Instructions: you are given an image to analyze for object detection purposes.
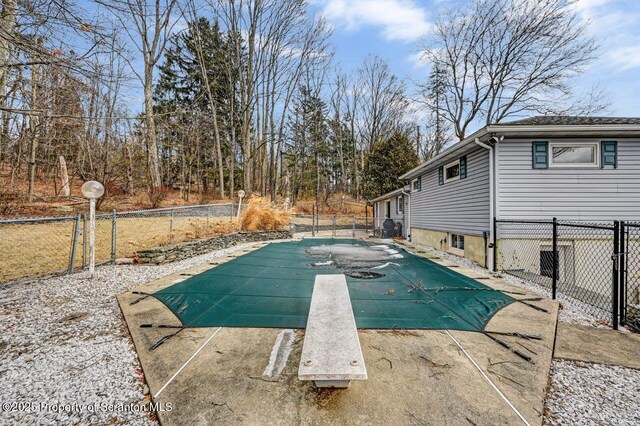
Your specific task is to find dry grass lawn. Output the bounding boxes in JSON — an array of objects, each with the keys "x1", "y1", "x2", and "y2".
[{"x1": 0, "y1": 216, "x2": 236, "y2": 284}]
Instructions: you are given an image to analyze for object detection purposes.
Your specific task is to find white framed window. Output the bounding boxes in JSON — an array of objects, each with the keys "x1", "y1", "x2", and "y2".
[
  {"x1": 444, "y1": 159, "x2": 461, "y2": 183},
  {"x1": 412, "y1": 178, "x2": 419, "y2": 191},
  {"x1": 449, "y1": 233, "x2": 464, "y2": 253},
  {"x1": 549, "y1": 142, "x2": 599, "y2": 168},
  {"x1": 397, "y1": 195, "x2": 403, "y2": 213}
]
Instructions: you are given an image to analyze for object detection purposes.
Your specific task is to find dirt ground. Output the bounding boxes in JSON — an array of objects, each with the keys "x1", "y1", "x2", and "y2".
[
  {"x1": 118, "y1": 239, "x2": 560, "y2": 425},
  {"x1": 0, "y1": 170, "x2": 238, "y2": 219}
]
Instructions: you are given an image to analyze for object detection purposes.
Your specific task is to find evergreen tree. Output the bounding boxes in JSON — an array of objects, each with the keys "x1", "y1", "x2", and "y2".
[
  {"x1": 285, "y1": 85, "x2": 328, "y2": 204},
  {"x1": 153, "y1": 18, "x2": 236, "y2": 192},
  {"x1": 423, "y1": 63, "x2": 451, "y2": 160},
  {"x1": 327, "y1": 116, "x2": 356, "y2": 193},
  {"x1": 362, "y1": 133, "x2": 419, "y2": 200}
]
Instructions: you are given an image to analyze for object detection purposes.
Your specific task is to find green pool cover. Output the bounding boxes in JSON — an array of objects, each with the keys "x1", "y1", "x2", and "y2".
[{"x1": 153, "y1": 238, "x2": 514, "y2": 331}]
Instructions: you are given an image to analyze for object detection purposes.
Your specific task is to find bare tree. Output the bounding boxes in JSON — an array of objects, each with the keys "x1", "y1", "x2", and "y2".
[
  {"x1": 0, "y1": 0, "x2": 17, "y2": 97},
  {"x1": 353, "y1": 55, "x2": 408, "y2": 196},
  {"x1": 181, "y1": 0, "x2": 226, "y2": 198},
  {"x1": 356, "y1": 55, "x2": 408, "y2": 150},
  {"x1": 105, "y1": 0, "x2": 179, "y2": 189},
  {"x1": 422, "y1": 0, "x2": 606, "y2": 140}
]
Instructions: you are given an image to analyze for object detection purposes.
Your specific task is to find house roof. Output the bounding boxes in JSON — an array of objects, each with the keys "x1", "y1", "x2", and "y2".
[
  {"x1": 399, "y1": 116, "x2": 640, "y2": 180},
  {"x1": 369, "y1": 186, "x2": 408, "y2": 203},
  {"x1": 503, "y1": 116, "x2": 640, "y2": 126}
]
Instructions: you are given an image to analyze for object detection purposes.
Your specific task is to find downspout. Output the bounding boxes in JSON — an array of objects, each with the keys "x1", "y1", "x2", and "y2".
[
  {"x1": 474, "y1": 137, "x2": 498, "y2": 270},
  {"x1": 401, "y1": 189, "x2": 411, "y2": 241}
]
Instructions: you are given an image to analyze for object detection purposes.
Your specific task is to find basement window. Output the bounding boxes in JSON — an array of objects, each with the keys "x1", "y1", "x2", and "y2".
[
  {"x1": 550, "y1": 142, "x2": 599, "y2": 167},
  {"x1": 450, "y1": 233, "x2": 465, "y2": 254},
  {"x1": 444, "y1": 159, "x2": 461, "y2": 183}
]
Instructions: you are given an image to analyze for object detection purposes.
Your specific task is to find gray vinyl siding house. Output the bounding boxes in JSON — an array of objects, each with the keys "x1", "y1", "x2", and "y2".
[
  {"x1": 400, "y1": 116, "x2": 640, "y2": 269},
  {"x1": 370, "y1": 188, "x2": 409, "y2": 238},
  {"x1": 411, "y1": 144, "x2": 490, "y2": 236},
  {"x1": 497, "y1": 138, "x2": 640, "y2": 221}
]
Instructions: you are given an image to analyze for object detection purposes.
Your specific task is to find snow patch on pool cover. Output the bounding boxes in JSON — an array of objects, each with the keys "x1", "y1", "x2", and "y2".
[{"x1": 306, "y1": 244, "x2": 404, "y2": 269}]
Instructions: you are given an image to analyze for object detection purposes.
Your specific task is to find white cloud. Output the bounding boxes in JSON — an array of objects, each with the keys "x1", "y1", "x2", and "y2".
[
  {"x1": 606, "y1": 46, "x2": 640, "y2": 71},
  {"x1": 316, "y1": 0, "x2": 431, "y2": 42},
  {"x1": 569, "y1": 0, "x2": 640, "y2": 71},
  {"x1": 406, "y1": 51, "x2": 425, "y2": 68},
  {"x1": 572, "y1": 0, "x2": 611, "y2": 13}
]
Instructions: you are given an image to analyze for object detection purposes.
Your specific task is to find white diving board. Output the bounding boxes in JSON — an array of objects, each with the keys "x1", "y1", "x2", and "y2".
[{"x1": 298, "y1": 274, "x2": 367, "y2": 388}]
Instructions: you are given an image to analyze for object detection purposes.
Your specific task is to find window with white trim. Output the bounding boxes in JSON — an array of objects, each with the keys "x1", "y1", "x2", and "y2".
[
  {"x1": 549, "y1": 142, "x2": 599, "y2": 167},
  {"x1": 412, "y1": 178, "x2": 419, "y2": 191},
  {"x1": 450, "y1": 234, "x2": 464, "y2": 252},
  {"x1": 444, "y1": 159, "x2": 461, "y2": 183},
  {"x1": 397, "y1": 195, "x2": 403, "y2": 213}
]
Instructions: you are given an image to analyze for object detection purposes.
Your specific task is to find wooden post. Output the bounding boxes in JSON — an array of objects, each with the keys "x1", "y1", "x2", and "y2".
[{"x1": 59, "y1": 156, "x2": 70, "y2": 197}]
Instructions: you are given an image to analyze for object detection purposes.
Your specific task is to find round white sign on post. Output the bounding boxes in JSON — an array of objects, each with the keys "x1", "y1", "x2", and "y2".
[
  {"x1": 81, "y1": 181, "x2": 105, "y2": 199},
  {"x1": 81, "y1": 180, "x2": 103, "y2": 279},
  {"x1": 236, "y1": 190, "x2": 246, "y2": 220}
]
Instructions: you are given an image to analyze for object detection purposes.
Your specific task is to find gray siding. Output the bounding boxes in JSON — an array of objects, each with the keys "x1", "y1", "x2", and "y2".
[
  {"x1": 373, "y1": 195, "x2": 409, "y2": 237},
  {"x1": 497, "y1": 138, "x2": 640, "y2": 221},
  {"x1": 374, "y1": 196, "x2": 405, "y2": 224},
  {"x1": 411, "y1": 145, "x2": 490, "y2": 235}
]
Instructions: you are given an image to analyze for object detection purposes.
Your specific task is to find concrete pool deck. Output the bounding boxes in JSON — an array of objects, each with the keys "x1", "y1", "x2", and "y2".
[{"x1": 118, "y1": 238, "x2": 560, "y2": 425}]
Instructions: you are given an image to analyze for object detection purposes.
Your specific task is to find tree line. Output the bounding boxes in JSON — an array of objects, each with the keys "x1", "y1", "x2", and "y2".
[{"x1": 0, "y1": 0, "x2": 605, "y2": 206}]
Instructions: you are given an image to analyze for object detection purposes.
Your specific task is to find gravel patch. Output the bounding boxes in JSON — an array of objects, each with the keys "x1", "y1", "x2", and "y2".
[
  {"x1": 402, "y1": 243, "x2": 608, "y2": 328},
  {"x1": 545, "y1": 360, "x2": 640, "y2": 426},
  {"x1": 0, "y1": 242, "x2": 256, "y2": 425}
]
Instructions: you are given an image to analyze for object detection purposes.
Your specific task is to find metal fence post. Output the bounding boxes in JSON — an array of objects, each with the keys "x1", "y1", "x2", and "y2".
[
  {"x1": 68, "y1": 212, "x2": 82, "y2": 274},
  {"x1": 170, "y1": 208, "x2": 174, "y2": 243},
  {"x1": 82, "y1": 214, "x2": 87, "y2": 269},
  {"x1": 365, "y1": 206, "x2": 368, "y2": 235},
  {"x1": 612, "y1": 220, "x2": 620, "y2": 330},
  {"x1": 619, "y1": 221, "x2": 626, "y2": 327},
  {"x1": 552, "y1": 217, "x2": 558, "y2": 300},
  {"x1": 312, "y1": 205, "x2": 316, "y2": 237},
  {"x1": 333, "y1": 215, "x2": 336, "y2": 236},
  {"x1": 111, "y1": 209, "x2": 117, "y2": 264},
  {"x1": 492, "y1": 217, "x2": 498, "y2": 273},
  {"x1": 352, "y1": 216, "x2": 356, "y2": 238}
]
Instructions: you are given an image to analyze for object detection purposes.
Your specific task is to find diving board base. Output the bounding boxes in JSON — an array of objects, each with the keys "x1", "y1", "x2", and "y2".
[{"x1": 314, "y1": 380, "x2": 351, "y2": 389}]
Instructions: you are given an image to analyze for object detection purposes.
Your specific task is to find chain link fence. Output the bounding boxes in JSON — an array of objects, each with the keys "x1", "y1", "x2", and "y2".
[
  {"x1": 0, "y1": 215, "x2": 80, "y2": 284},
  {"x1": 494, "y1": 218, "x2": 640, "y2": 330},
  {"x1": 622, "y1": 222, "x2": 640, "y2": 331},
  {"x1": 288, "y1": 214, "x2": 406, "y2": 238},
  {"x1": 289, "y1": 214, "x2": 371, "y2": 237},
  {"x1": 0, "y1": 204, "x2": 240, "y2": 284}
]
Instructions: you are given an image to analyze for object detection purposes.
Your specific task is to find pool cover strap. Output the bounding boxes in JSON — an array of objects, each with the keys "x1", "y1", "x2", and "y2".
[{"x1": 152, "y1": 239, "x2": 515, "y2": 332}]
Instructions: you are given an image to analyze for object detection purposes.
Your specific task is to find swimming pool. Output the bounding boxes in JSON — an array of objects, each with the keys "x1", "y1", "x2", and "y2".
[{"x1": 152, "y1": 238, "x2": 514, "y2": 331}]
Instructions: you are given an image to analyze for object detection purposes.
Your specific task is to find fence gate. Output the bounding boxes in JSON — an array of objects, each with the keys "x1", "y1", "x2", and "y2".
[
  {"x1": 621, "y1": 222, "x2": 640, "y2": 332},
  {"x1": 494, "y1": 218, "x2": 621, "y2": 329}
]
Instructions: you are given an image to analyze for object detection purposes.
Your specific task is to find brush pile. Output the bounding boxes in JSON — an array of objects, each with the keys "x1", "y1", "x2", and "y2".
[{"x1": 239, "y1": 197, "x2": 291, "y2": 231}]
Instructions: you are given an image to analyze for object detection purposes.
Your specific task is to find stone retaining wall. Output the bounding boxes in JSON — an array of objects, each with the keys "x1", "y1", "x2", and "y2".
[{"x1": 135, "y1": 230, "x2": 292, "y2": 264}]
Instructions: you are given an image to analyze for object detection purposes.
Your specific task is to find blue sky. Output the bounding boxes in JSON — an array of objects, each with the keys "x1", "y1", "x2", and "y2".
[{"x1": 310, "y1": 0, "x2": 640, "y2": 118}]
